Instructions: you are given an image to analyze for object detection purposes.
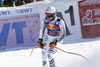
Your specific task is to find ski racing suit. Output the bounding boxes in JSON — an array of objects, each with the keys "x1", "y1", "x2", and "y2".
[{"x1": 39, "y1": 17, "x2": 65, "y2": 67}]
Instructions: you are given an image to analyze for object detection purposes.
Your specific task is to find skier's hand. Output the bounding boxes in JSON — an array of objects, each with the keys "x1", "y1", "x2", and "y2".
[
  {"x1": 38, "y1": 38, "x2": 44, "y2": 49},
  {"x1": 49, "y1": 40, "x2": 57, "y2": 48},
  {"x1": 38, "y1": 43, "x2": 44, "y2": 49},
  {"x1": 49, "y1": 42, "x2": 56, "y2": 48}
]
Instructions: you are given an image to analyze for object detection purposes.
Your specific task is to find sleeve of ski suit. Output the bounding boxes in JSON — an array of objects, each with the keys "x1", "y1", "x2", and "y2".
[
  {"x1": 56, "y1": 19, "x2": 65, "y2": 42},
  {"x1": 39, "y1": 20, "x2": 45, "y2": 39}
]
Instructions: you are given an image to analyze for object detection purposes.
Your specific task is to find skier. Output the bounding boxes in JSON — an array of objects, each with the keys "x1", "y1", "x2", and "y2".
[{"x1": 38, "y1": 6, "x2": 66, "y2": 67}]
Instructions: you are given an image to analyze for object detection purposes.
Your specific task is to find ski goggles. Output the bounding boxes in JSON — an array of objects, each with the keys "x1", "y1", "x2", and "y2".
[{"x1": 45, "y1": 13, "x2": 53, "y2": 17}]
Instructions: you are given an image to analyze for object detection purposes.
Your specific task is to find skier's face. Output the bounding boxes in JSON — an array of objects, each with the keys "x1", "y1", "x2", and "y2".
[
  {"x1": 45, "y1": 13, "x2": 54, "y2": 21},
  {"x1": 47, "y1": 17, "x2": 53, "y2": 21}
]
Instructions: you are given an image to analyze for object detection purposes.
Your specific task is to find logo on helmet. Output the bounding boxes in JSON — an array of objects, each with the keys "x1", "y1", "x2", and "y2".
[{"x1": 46, "y1": 7, "x2": 50, "y2": 11}]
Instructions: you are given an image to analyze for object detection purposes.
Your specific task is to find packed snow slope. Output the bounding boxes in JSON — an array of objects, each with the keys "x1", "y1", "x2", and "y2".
[{"x1": 0, "y1": 37, "x2": 100, "y2": 67}]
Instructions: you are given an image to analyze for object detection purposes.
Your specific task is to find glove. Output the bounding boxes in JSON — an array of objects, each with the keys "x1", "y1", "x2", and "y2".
[
  {"x1": 49, "y1": 40, "x2": 57, "y2": 48},
  {"x1": 38, "y1": 39, "x2": 44, "y2": 49}
]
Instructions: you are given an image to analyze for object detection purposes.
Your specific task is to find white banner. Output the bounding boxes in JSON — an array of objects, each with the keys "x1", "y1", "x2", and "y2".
[
  {"x1": 0, "y1": 7, "x2": 39, "y2": 18},
  {"x1": 0, "y1": 1, "x2": 82, "y2": 48},
  {"x1": 0, "y1": 7, "x2": 40, "y2": 49}
]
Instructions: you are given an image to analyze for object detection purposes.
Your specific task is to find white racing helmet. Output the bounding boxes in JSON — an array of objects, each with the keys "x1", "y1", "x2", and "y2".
[{"x1": 45, "y1": 6, "x2": 57, "y2": 18}]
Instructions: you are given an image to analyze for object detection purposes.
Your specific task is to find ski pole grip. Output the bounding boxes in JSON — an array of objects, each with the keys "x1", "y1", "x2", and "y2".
[{"x1": 38, "y1": 38, "x2": 43, "y2": 43}]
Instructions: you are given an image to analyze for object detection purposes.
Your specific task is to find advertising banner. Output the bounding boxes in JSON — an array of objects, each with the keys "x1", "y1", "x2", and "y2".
[
  {"x1": 0, "y1": 0, "x2": 85, "y2": 49},
  {"x1": 0, "y1": 7, "x2": 40, "y2": 49},
  {"x1": 78, "y1": 0, "x2": 100, "y2": 38}
]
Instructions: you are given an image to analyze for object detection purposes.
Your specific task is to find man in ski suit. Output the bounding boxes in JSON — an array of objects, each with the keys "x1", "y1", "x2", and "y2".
[{"x1": 38, "y1": 6, "x2": 66, "y2": 67}]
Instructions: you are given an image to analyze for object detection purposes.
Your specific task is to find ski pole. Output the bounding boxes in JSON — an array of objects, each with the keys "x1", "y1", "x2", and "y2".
[
  {"x1": 29, "y1": 43, "x2": 45, "y2": 56},
  {"x1": 55, "y1": 47, "x2": 89, "y2": 62},
  {"x1": 30, "y1": 48, "x2": 34, "y2": 56}
]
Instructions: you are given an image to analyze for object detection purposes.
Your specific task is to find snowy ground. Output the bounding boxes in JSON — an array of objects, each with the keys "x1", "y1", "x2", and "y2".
[{"x1": 0, "y1": 37, "x2": 100, "y2": 67}]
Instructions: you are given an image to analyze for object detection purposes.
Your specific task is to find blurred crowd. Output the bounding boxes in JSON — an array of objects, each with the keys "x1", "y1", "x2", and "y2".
[{"x1": 0, "y1": 0, "x2": 42, "y2": 7}]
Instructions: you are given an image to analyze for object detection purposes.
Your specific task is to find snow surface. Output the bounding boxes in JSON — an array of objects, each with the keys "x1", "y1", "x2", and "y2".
[{"x1": 0, "y1": 37, "x2": 100, "y2": 67}]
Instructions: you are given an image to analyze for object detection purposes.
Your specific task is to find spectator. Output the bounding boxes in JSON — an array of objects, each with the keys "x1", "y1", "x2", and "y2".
[
  {"x1": 16, "y1": 0, "x2": 21, "y2": 6},
  {"x1": 20, "y1": 0, "x2": 25, "y2": 5},
  {"x1": 24, "y1": 0, "x2": 28, "y2": 3},
  {"x1": 0, "y1": 0, "x2": 3, "y2": 7},
  {"x1": 11, "y1": 1, "x2": 16, "y2": 7},
  {"x1": 2, "y1": 0, "x2": 10, "y2": 7}
]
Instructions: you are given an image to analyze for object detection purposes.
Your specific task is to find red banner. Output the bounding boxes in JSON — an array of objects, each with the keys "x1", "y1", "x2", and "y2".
[{"x1": 78, "y1": 0, "x2": 100, "y2": 38}]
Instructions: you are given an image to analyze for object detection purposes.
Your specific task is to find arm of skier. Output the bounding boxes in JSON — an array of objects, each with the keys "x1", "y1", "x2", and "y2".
[
  {"x1": 49, "y1": 19, "x2": 65, "y2": 48},
  {"x1": 38, "y1": 21, "x2": 45, "y2": 48},
  {"x1": 39, "y1": 21, "x2": 45, "y2": 39},
  {"x1": 57, "y1": 19, "x2": 65, "y2": 42}
]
